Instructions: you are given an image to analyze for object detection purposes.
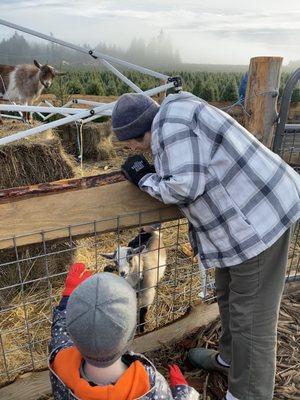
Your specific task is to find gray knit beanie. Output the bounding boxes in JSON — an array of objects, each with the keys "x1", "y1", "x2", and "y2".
[
  {"x1": 66, "y1": 272, "x2": 137, "y2": 367},
  {"x1": 112, "y1": 93, "x2": 159, "y2": 141}
]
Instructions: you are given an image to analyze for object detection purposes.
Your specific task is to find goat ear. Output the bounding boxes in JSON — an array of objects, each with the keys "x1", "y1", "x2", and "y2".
[
  {"x1": 101, "y1": 252, "x2": 115, "y2": 260},
  {"x1": 132, "y1": 245, "x2": 146, "y2": 255},
  {"x1": 34, "y1": 60, "x2": 42, "y2": 69}
]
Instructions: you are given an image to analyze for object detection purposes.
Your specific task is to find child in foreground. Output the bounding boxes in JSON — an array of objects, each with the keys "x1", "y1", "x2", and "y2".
[{"x1": 49, "y1": 263, "x2": 199, "y2": 400}]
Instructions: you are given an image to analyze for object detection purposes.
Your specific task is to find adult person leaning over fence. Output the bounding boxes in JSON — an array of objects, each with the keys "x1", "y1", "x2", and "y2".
[
  {"x1": 49, "y1": 262, "x2": 199, "y2": 400},
  {"x1": 111, "y1": 92, "x2": 300, "y2": 400}
]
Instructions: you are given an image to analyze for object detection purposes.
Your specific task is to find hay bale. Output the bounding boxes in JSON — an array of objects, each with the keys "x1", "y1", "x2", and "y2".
[
  {"x1": 0, "y1": 240, "x2": 74, "y2": 308},
  {"x1": 0, "y1": 124, "x2": 74, "y2": 189},
  {"x1": 56, "y1": 121, "x2": 115, "y2": 161},
  {"x1": 0, "y1": 121, "x2": 76, "y2": 306}
]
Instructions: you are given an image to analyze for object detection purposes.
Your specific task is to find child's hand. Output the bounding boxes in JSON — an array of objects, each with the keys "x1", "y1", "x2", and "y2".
[
  {"x1": 168, "y1": 364, "x2": 188, "y2": 387},
  {"x1": 62, "y1": 263, "x2": 92, "y2": 297}
]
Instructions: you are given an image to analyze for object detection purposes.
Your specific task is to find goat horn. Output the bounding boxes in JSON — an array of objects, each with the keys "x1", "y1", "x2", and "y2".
[{"x1": 55, "y1": 70, "x2": 67, "y2": 76}]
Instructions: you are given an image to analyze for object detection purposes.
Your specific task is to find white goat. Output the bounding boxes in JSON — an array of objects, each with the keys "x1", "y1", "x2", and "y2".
[{"x1": 102, "y1": 230, "x2": 167, "y2": 333}]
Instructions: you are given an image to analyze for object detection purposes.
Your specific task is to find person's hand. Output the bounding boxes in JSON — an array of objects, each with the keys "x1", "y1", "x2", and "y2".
[
  {"x1": 62, "y1": 263, "x2": 92, "y2": 297},
  {"x1": 121, "y1": 155, "x2": 155, "y2": 186},
  {"x1": 168, "y1": 364, "x2": 188, "y2": 387}
]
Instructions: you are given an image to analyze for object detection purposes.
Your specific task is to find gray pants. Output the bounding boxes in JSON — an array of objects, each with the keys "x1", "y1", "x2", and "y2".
[{"x1": 215, "y1": 228, "x2": 291, "y2": 400}]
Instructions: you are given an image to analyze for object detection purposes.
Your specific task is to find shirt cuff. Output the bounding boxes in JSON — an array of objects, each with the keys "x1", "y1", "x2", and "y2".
[
  {"x1": 138, "y1": 172, "x2": 155, "y2": 188},
  {"x1": 58, "y1": 296, "x2": 69, "y2": 311}
]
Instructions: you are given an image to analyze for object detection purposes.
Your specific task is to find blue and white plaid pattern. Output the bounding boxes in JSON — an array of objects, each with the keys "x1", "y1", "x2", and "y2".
[{"x1": 140, "y1": 92, "x2": 300, "y2": 268}]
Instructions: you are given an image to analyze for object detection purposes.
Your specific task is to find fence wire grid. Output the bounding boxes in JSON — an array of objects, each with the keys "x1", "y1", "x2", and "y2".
[
  {"x1": 275, "y1": 127, "x2": 300, "y2": 173},
  {"x1": 0, "y1": 211, "x2": 299, "y2": 385},
  {"x1": 0, "y1": 217, "x2": 215, "y2": 384}
]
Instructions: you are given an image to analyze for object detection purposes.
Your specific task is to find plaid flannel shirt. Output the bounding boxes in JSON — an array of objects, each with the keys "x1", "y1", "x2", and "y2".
[{"x1": 140, "y1": 92, "x2": 300, "y2": 268}]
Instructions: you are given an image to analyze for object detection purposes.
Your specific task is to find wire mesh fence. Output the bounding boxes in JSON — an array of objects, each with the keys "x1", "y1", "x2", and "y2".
[
  {"x1": 273, "y1": 68, "x2": 300, "y2": 173},
  {"x1": 0, "y1": 209, "x2": 299, "y2": 385},
  {"x1": 274, "y1": 127, "x2": 300, "y2": 173},
  {"x1": 286, "y1": 222, "x2": 300, "y2": 282},
  {"x1": 0, "y1": 216, "x2": 215, "y2": 385}
]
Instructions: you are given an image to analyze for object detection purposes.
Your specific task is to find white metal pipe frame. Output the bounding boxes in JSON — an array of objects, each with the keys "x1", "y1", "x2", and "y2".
[
  {"x1": 0, "y1": 19, "x2": 181, "y2": 146},
  {"x1": 0, "y1": 82, "x2": 175, "y2": 145}
]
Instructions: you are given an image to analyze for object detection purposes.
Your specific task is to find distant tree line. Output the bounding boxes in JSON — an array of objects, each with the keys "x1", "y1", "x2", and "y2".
[
  {"x1": 0, "y1": 30, "x2": 181, "y2": 68},
  {"x1": 49, "y1": 69, "x2": 300, "y2": 104},
  {"x1": 0, "y1": 32, "x2": 299, "y2": 103}
]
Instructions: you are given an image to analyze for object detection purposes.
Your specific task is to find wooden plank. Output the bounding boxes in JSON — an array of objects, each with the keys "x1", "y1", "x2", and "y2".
[
  {"x1": 0, "y1": 179, "x2": 182, "y2": 250},
  {"x1": 284, "y1": 280, "x2": 300, "y2": 294},
  {"x1": 244, "y1": 56, "x2": 283, "y2": 147},
  {"x1": 133, "y1": 301, "x2": 219, "y2": 354},
  {"x1": 0, "y1": 302, "x2": 219, "y2": 400},
  {"x1": 0, "y1": 370, "x2": 50, "y2": 400},
  {"x1": 0, "y1": 171, "x2": 125, "y2": 203}
]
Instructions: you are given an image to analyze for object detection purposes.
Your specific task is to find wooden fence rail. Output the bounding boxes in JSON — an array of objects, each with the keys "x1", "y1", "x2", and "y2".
[{"x1": 0, "y1": 171, "x2": 182, "y2": 250}]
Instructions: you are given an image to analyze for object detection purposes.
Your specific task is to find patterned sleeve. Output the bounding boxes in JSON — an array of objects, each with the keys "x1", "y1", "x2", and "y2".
[
  {"x1": 171, "y1": 385, "x2": 200, "y2": 400},
  {"x1": 139, "y1": 119, "x2": 210, "y2": 205},
  {"x1": 49, "y1": 299, "x2": 74, "y2": 354},
  {"x1": 152, "y1": 369, "x2": 199, "y2": 400}
]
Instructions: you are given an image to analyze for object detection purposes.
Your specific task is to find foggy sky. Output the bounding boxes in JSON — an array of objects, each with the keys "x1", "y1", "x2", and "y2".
[{"x1": 0, "y1": 0, "x2": 299, "y2": 65}]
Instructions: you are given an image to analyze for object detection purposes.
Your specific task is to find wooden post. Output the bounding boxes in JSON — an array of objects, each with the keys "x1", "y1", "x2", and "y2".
[{"x1": 244, "y1": 56, "x2": 283, "y2": 148}]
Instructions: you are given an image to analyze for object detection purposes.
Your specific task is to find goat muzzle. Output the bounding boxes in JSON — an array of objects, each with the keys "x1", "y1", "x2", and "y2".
[{"x1": 42, "y1": 81, "x2": 51, "y2": 89}]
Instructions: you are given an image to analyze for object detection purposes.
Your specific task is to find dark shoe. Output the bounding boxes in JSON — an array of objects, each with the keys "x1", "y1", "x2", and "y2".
[{"x1": 188, "y1": 348, "x2": 229, "y2": 375}]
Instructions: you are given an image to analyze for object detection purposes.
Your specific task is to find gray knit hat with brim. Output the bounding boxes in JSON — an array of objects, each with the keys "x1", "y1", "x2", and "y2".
[
  {"x1": 66, "y1": 272, "x2": 137, "y2": 367},
  {"x1": 112, "y1": 93, "x2": 159, "y2": 141}
]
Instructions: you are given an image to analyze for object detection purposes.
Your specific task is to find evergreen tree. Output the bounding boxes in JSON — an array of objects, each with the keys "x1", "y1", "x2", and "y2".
[
  {"x1": 221, "y1": 78, "x2": 239, "y2": 102},
  {"x1": 213, "y1": 84, "x2": 220, "y2": 102},
  {"x1": 51, "y1": 75, "x2": 69, "y2": 105},
  {"x1": 85, "y1": 80, "x2": 105, "y2": 96},
  {"x1": 201, "y1": 81, "x2": 216, "y2": 101},
  {"x1": 192, "y1": 79, "x2": 204, "y2": 97},
  {"x1": 68, "y1": 80, "x2": 85, "y2": 95},
  {"x1": 105, "y1": 79, "x2": 118, "y2": 96}
]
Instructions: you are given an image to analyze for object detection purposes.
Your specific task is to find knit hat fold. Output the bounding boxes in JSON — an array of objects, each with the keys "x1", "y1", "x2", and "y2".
[
  {"x1": 112, "y1": 93, "x2": 159, "y2": 141},
  {"x1": 66, "y1": 273, "x2": 137, "y2": 367}
]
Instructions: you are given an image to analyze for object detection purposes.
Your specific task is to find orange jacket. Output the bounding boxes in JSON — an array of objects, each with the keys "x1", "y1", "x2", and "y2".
[{"x1": 52, "y1": 346, "x2": 150, "y2": 400}]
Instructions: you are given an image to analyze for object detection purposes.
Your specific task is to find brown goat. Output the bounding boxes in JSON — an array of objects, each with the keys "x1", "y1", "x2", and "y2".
[{"x1": 0, "y1": 60, "x2": 65, "y2": 122}]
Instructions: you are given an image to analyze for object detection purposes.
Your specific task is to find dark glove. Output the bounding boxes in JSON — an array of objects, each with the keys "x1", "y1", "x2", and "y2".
[
  {"x1": 169, "y1": 364, "x2": 188, "y2": 388},
  {"x1": 121, "y1": 155, "x2": 155, "y2": 186}
]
